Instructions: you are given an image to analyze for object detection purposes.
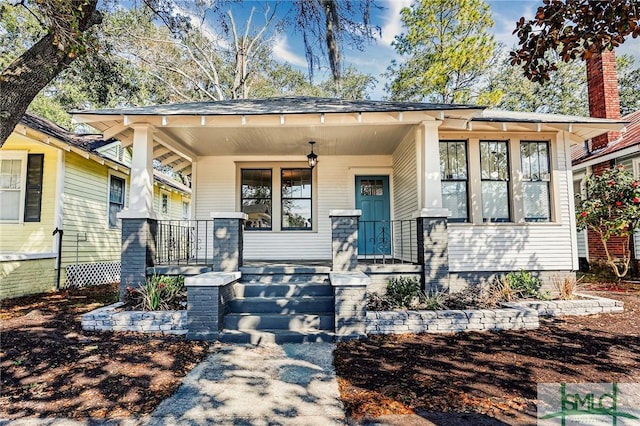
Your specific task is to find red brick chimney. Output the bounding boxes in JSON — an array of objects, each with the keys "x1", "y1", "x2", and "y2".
[{"x1": 586, "y1": 49, "x2": 621, "y2": 150}]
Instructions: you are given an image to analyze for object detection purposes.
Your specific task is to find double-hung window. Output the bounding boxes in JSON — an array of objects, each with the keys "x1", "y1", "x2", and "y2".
[
  {"x1": 521, "y1": 141, "x2": 551, "y2": 221},
  {"x1": 0, "y1": 152, "x2": 44, "y2": 223},
  {"x1": 480, "y1": 140, "x2": 510, "y2": 222},
  {"x1": 241, "y1": 169, "x2": 272, "y2": 230},
  {"x1": 439, "y1": 141, "x2": 468, "y2": 222},
  {"x1": 108, "y1": 175, "x2": 125, "y2": 228},
  {"x1": 281, "y1": 168, "x2": 312, "y2": 230}
]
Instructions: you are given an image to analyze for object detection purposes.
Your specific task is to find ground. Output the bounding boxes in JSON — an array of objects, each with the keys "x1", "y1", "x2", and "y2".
[
  {"x1": 0, "y1": 283, "x2": 209, "y2": 420},
  {"x1": 334, "y1": 282, "x2": 640, "y2": 425},
  {"x1": 1, "y1": 282, "x2": 638, "y2": 423}
]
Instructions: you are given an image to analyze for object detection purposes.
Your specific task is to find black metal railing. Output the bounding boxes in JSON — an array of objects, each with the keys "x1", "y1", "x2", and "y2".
[
  {"x1": 155, "y1": 220, "x2": 214, "y2": 265},
  {"x1": 358, "y1": 219, "x2": 420, "y2": 264}
]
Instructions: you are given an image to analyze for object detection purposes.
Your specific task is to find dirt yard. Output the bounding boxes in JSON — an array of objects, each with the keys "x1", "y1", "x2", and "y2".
[
  {"x1": 0, "y1": 284, "x2": 209, "y2": 420},
  {"x1": 334, "y1": 283, "x2": 640, "y2": 425}
]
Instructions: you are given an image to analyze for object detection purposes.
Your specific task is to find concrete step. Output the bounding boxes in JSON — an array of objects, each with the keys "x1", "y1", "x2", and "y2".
[
  {"x1": 240, "y1": 273, "x2": 330, "y2": 285},
  {"x1": 218, "y1": 329, "x2": 335, "y2": 344},
  {"x1": 227, "y1": 296, "x2": 334, "y2": 314},
  {"x1": 233, "y1": 282, "x2": 333, "y2": 298},
  {"x1": 224, "y1": 313, "x2": 334, "y2": 331}
]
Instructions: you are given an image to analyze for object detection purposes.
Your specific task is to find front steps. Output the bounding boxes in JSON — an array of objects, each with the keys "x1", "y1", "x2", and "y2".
[{"x1": 219, "y1": 266, "x2": 335, "y2": 344}]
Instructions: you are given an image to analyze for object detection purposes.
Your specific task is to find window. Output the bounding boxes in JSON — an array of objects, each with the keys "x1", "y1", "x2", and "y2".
[
  {"x1": 480, "y1": 140, "x2": 510, "y2": 222},
  {"x1": 24, "y1": 154, "x2": 44, "y2": 222},
  {"x1": 0, "y1": 155, "x2": 24, "y2": 222},
  {"x1": 521, "y1": 141, "x2": 551, "y2": 222},
  {"x1": 182, "y1": 200, "x2": 190, "y2": 220},
  {"x1": 161, "y1": 192, "x2": 169, "y2": 215},
  {"x1": 241, "y1": 169, "x2": 272, "y2": 230},
  {"x1": 440, "y1": 141, "x2": 468, "y2": 222},
  {"x1": 281, "y1": 168, "x2": 312, "y2": 230},
  {"x1": 108, "y1": 175, "x2": 125, "y2": 228}
]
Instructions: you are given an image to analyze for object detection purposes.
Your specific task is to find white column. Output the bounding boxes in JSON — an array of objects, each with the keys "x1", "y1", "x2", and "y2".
[
  {"x1": 119, "y1": 123, "x2": 157, "y2": 219},
  {"x1": 419, "y1": 120, "x2": 449, "y2": 215}
]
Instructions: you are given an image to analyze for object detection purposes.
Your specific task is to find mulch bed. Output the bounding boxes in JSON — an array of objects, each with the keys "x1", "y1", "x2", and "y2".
[
  {"x1": 0, "y1": 283, "x2": 209, "y2": 420},
  {"x1": 334, "y1": 284, "x2": 640, "y2": 424}
]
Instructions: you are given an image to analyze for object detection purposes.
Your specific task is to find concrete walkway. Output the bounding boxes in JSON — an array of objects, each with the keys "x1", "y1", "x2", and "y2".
[{"x1": 145, "y1": 342, "x2": 346, "y2": 426}]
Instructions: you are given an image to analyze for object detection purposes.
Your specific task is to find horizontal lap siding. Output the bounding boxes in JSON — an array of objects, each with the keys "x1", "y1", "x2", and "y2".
[
  {"x1": 61, "y1": 152, "x2": 124, "y2": 266},
  {"x1": 195, "y1": 155, "x2": 392, "y2": 260},
  {"x1": 0, "y1": 137, "x2": 58, "y2": 253},
  {"x1": 392, "y1": 133, "x2": 418, "y2": 219},
  {"x1": 449, "y1": 134, "x2": 574, "y2": 272}
]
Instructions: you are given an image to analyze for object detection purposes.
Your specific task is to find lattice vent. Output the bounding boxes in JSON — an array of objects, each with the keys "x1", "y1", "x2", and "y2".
[{"x1": 65, "y1": 262, "x2": 121, "y2": 288}]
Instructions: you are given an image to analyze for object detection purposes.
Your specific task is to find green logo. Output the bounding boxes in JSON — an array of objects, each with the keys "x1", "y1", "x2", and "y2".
[{"x1": 540, "y1": 383, "x2": 639, "y2": 425}]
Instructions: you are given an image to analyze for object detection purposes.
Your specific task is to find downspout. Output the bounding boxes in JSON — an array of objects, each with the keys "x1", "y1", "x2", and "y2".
[{"x1": 52, "y1": 228, "x2": 63, "y2": 290}]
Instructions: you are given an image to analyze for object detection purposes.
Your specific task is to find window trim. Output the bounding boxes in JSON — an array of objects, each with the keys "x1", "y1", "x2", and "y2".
[
  {"x1": 237, "y1": 162, "x2": 316, "y2": 232},
  {"x1": 160, "y1": 189, "x2": 170, "y2": 216},
  {"x1": 281, "y1": 168, "x2": 313, "y2": 231},
  {"x1": 241, "y1": 168, "x2": 273, "y2": 231},
  {"x1": 24, "y1": 154, "x2": 44, "y2": 222},
  {"x1": 182, "y1": 198, "x2": 190, "y2": 220},
  {"x1": 520, "y1": 140, "x2": 552, "y2": 222},
  {"x1": 0, "y1": 150, "x2": 28, "y2": 224},
  {"x1": 480, "y1": 140, "x2": 511, "y2": 223},
  {"x1": 107, "y1": 171, "x2": 127, "y2": 229},
  {"x1": 439, "y1": 140, "x2": 469, "y2": 223}
]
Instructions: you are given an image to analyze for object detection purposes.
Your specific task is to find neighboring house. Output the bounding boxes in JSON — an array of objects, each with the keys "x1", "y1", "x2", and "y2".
[
  {"x1": 572, "y1": 110, "x2": 640, "y2": 269},
  {"x1": 0, "y1": 113, "x2": 190, "y2": 299},
  {"x1": 70, "y1": 96, "x2": 625, "y2": 298},
  {"x1": 571, "y1": 50, "x2": 639, "y2": 271}
]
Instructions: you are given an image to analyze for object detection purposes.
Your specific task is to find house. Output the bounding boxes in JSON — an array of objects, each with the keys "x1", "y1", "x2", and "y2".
[
  {"x1": 0, "y1": 113, "x2": 190, "y2": 299},
  {"x1": 69, "y1": 97, "x2": 626, "y2": 291},
  {"x1": 571, "y1": 50, "x2": 639, "y2": 272}
]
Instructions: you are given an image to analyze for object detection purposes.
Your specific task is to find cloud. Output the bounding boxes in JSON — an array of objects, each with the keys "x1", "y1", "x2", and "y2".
[
  {"x1": 273, "y1": 34, "x2": 308, "y2": 67},
  {"x1": 379, "y1": 0, "x2": 413, "y2": 48}
]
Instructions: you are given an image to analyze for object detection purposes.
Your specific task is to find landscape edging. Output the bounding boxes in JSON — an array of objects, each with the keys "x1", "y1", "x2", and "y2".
[{"x1": 81, "y1": 302, "x2": 187, "y2": 334}]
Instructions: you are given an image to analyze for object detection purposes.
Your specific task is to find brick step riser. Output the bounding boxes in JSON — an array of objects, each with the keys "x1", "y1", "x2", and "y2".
[
  {"x1": 234, "y1": 283, "x2": 333, "y2": 298},
  {"x1": 224, "y1": 313, "x2": 334, "y2": 331},
  {"x1": 240, "y1": 274, "x2": 330, "y2": 284},
  {"x1": 218, "y1": 331, "x2": 335, "y2": 344},
  {"x1": 228, "y1": 298, "x2": 334, "y2": 314}
]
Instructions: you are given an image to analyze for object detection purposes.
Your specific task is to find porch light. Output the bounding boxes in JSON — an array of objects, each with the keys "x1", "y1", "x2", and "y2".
[{"x1": 307, "y1": 141, "x2": 318, "y2": 169}]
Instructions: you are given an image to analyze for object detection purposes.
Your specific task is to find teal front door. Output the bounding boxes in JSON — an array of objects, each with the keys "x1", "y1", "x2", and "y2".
[{"x1": 356, "y1": 176, "x2": 391, "y2": 255}]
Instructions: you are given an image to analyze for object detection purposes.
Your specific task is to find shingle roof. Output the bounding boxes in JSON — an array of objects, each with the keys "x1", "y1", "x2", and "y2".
[
  {"x1": 70, "y1": 96, "x2": 482, "y2": 116},
  {"x1": 572, "y1": 110, "x2": 640, "y2": 166},
  {"x1": 19, "y1": 113, "x2": 115, "y2": 151}
]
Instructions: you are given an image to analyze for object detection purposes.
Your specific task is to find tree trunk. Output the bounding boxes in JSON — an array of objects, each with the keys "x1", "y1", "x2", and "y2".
[{"x1": 0, "y1": 1, "x2": 101, "y2": 146}]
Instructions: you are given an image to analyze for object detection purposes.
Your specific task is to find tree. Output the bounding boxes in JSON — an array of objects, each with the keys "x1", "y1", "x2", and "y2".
[
  {"x1": 576, "y1": 165, "x2": 640, "y2": 278},
  {"x1": 384, "y1": 0, "x2": 501, "y2": 104},
  {"x1": 490, "y1": 52, "x2": 640, "y2": 116},
  {"x1": 511, "y1": 0, "x2": 640, "y2": 83},
  {"x1": 0, "y1": 0, "x2": 102, "y2": 145}
]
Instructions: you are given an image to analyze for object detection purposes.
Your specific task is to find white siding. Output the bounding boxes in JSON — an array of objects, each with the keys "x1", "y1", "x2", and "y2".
[
  {"x1": 392, "y1": 133, "x2": 418, "y2": 219},
  {"x1": 577, "y1": 230, "x2": 588, "y2": 258},
  {"x1": 448, "y1": 133, "x2": 575, "y2": 272},
  {"x1": 195, "y1": 155, "x2": 392, "y2": 260}
]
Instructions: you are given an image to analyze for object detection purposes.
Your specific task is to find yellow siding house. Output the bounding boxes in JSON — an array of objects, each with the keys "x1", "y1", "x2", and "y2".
[{"x1": 0, "y1": 114, "x2": 190, "y2": 299}]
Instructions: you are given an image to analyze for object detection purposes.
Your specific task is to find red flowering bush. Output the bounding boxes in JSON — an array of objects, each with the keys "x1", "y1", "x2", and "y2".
[{"x1": 576, "y1": 165, "x2": 640, "y2": 278}]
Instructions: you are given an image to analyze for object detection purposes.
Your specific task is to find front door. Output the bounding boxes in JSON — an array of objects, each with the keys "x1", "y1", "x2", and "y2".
[{"x1": 355, "y1": 176, "x2": 391, "y2": 255}]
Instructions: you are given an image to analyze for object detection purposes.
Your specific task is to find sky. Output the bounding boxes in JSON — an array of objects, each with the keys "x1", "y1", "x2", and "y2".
[{"x1": 198, "y1": 0, "x2": 640, "y2": 100}]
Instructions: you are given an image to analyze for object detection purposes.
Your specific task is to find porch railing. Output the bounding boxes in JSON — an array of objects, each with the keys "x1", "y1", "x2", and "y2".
[
  {"x1": 155, "y1": 220, "x2": 214, "y2": 265},
  {"x1": 358, "y1": 219, "x2": 420, "y2": 264}
]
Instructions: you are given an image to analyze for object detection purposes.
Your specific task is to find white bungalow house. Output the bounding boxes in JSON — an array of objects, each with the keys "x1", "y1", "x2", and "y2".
[{"x1": 70, "y1": 98, "x2": 625, "y2": 341}]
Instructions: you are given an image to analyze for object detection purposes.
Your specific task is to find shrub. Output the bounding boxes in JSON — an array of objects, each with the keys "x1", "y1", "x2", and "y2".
[
  {"x1": 504, "y1": 270, "x2": 543, "y2": 299},
  {"x1": 386, "y1": 276, "x2": 422, "y2": 309},
  {"x1": 418, "y1": 291, "x2": 447, "y2": 310},
  {"x1": 366, "y1": 292, "x2": 391, "y2": 311},
  {"x1": 125, "y1": 275, "x2": 186, "y2": 311},
  {"x1": 553, "y1": 275, "x2": 578, "y2": 300}
]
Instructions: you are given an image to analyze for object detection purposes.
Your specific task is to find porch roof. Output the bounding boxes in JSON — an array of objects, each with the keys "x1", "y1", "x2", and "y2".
[{"x1": 71, "y1": 97, "x2": 627, "y2": 178}]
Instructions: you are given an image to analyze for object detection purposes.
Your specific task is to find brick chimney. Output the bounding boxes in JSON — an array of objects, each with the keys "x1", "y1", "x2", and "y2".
[{"x1": 587, "y1": 49, "x2": 621, "y2": 151}]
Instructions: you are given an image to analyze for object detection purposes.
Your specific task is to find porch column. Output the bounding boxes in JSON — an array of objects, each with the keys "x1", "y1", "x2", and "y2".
[
  {"x1": 416, "y1": 208, "x2": 450, "y2": 293},
  {"x1": 118, "y1": 124, "x2": 158, "y2": 299},
  {"x1": 211, "y1": 212, "x2": 247, "y2": 272},
  {"x1": 330, "y1": 210, "x2": 361, "y2": 272},
  {"x1": 418, "y1": 120, "x2": 444, "y2": 210}
]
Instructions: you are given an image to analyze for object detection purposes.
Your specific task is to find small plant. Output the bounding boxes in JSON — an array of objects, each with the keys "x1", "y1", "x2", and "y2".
[
  {"x1": 419, "y1": 291, "x2": 447, "y2": 310},
  {"x1": 553, "y1": 275, "x2": 578, "y2": 300},
  {"x1": 125, "y1": 275, "x2": 186, "y2": 311},
  {"x1": 386, "y1": 276, "x2": 422, "y2": 309},
  {"x1": 505, "y1": 270, "x2": 543, "y2": 299},
  {"x1": 366, "y1": 292, "x2": 391, "y2": 311}
]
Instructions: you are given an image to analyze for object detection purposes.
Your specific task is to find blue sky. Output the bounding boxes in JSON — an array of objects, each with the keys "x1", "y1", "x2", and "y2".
[{"x1": 201, "y1": 0, "x2": 640, "y2": 99}]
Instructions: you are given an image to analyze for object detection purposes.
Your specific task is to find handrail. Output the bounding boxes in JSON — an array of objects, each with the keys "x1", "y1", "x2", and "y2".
[
  {"x1": 358, "y1": 219, "x2": 420, "y2": 264},
  {"x1": 155, "y1": 220, "x2": 214, "y2": 265}
]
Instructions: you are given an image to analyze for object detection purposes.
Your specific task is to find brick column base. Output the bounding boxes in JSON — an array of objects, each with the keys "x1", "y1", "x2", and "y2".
[
  {"x1": 416, "y1": 209, "x2": 450, "y2": 293},
  {"x1": 330, "y1": 210, "x2": 362, "y2": 272},
  {"x1": 120, "y1": 218, "x2": 157, "y2": 299},
  {"x1": 211, "y1": 212, "x2": 247, "y2": 272},
  {"x1": 331, "y1": 272, "x2": 370, "y2": 340},
  {"x1": 185, "y1": 272, "x2": 240, "y2": 340}
]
